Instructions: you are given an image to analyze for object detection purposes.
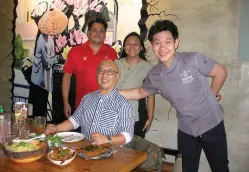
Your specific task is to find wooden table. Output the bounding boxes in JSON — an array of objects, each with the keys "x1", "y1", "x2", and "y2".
[{"x1": 0, "y1": 139, "x2": 147, "y2": 172}]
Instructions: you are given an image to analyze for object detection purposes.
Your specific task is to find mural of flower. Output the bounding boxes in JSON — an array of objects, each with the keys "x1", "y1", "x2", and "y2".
[
  {"x1": 89, "y1": 0, "x2": 107, "y2": 12},
  {"x1": 104, "y1": 36, "x2": 112, "y2": 46},
  {"x1": 31, "y1": 1, "x2": 48, "y2": 19},
  {"x1": 65, "y1": 0, "x2": 74, "y2": 6},
  {"x1": 74, "y1": 0, "x2": 89, "y2": 8},
  {"x1": 73, "y1": 5, "x2": 89, "y2": 17},
  {"x1": 55, "y1": 34, "x2": 67, "y2": 52},
  {"x1": 30, "y1": 0, "x2": 111, "y2": 56},
  {"x1": 69, "y1": 29, "x2": 88, "y2": 46},
  {"x1": 61, "y1": 45, "x2": 72, "y2": 59},
  {"x1": 75, "y1": 29, "x2": 84, "y2": 44},
  {"x1": 112, "y1": 41, "x2": 121, "y2": 54},
  {"x1": 51, "y1": 0, "x2": 67, "y2": 11},
  {"x1": 69, "y1": 31, "x2": 76, "y2": 46}
]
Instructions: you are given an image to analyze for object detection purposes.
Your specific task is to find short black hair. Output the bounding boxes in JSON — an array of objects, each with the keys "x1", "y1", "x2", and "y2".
[
  {"x1": 148, "y1": 20, "x2": 179, "y2": 42},
  {"x1": 120, "y1": 32, "x2": 147, "y2": 61},
  {"x1": 88, "y1": 18, "x2": 108, "y2": 31}
]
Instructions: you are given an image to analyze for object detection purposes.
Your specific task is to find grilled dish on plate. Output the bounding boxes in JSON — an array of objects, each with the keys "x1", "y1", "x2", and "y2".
[{"x1": 76, "y1": 144, "x2": 115, "y2": 160}]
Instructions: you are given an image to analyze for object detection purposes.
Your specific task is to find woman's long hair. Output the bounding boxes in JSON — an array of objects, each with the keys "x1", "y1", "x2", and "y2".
[{"x1": 120, "y1": 32, "x2": 147, "y2": 61}]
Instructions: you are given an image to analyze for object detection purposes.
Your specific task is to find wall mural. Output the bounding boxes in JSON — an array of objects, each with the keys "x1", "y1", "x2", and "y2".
[
  {"x1": 14, "y1": 0, "x2": 120, "y2": 120},
  {"x1": 12, "y1": 0, "x2": 178, "y2": 121},
  {"x1": 139, "y1": 0, "x2": 178, "y2": 64}
]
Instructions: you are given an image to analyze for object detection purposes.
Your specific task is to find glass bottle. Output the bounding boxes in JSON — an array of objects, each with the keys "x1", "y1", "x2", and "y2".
[{"x1": 0, "y1": 105, "x2": 11, "y2": 143}]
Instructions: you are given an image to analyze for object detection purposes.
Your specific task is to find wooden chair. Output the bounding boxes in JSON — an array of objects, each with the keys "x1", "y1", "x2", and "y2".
[{"x1": 161, "y1": 147, "x2": 182, "y2": 172}]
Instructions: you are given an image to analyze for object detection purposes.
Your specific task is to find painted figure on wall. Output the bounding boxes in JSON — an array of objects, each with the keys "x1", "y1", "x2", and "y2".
[{"x1": 31, "y1": 8, "x2": 68, "y2": 92}]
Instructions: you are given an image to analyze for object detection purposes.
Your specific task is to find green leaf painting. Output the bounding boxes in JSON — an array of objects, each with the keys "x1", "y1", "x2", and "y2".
[{"x1": 14, "y1": 34, "x2": 29, "y2": 69}]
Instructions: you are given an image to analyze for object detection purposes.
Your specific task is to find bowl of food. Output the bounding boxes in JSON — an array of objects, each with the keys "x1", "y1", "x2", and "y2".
[
  {"x1": 2, "y1": 140, "x2": 48, "y2": 163},
  {"x1": 47, "y1": 146, "x2": 76, "y2": 166}
]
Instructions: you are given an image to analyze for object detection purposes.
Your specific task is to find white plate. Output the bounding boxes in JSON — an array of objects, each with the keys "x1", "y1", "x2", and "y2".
[{"x1": 57, "y1": 132, "x2": 84, "y2": 143}]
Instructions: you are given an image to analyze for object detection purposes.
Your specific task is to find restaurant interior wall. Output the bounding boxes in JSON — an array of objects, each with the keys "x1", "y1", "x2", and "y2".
[{"x1": 0, "y1": 0, "x2": 249, "y2": 171}]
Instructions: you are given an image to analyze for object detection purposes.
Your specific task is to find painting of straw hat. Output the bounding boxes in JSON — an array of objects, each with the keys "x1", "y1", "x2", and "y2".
[{"x1": 38, "y1": 8, "x2": 68, "y2": 36}]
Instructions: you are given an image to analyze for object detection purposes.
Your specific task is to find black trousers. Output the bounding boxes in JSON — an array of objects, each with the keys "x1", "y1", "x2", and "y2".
[
  {"x1": 29, "y1": 83, "x2": 49, "y2": 117},
  {"x1": 23, "y1": 66, "x2": 48, "y2": 117},
  {"x1": 178, "y1": 121, "x2": 229, "y2": 172},
  {"x1": 134, "y1": 98, "x2": 147, "y2": 138}
]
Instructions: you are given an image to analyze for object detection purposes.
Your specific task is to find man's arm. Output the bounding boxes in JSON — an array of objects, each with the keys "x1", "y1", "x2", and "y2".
[
  {"x1": 62, "y1": 73, "x2": 72, "y2": 117},
  {"x1": 45, "y1": 98, "x2": 85, "y2": 135},
  {"x1": 56, "y1": 120, "x2": 74, "y2": 132},
  {"x1": 115, "y1": 103, "x2": 135, "y2": 144},
  {"x1": 90, "y1": 133, "x2": 126, "y2": 145},
  {"x1": 209, "y1": 63, "x2": 227, "y2": 95},
  {"x1": 45, "y1": 120, "x2": 73, "y2": 135},
  {"x1": 91, "y1": 102, "x2": 135, "y2": 145},
  {"x1": 119, "y1": 87, "x2": 151, "y2": 100}
]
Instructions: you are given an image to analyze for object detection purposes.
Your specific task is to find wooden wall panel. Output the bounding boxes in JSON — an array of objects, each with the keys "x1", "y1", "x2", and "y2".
[{"x1": 0, "y1": 0, "x2": 15, "y2": 113}]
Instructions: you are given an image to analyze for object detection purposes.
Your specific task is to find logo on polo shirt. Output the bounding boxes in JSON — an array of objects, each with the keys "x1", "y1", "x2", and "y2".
[
  {"x1": 82, "y1": 56, "x2": 87, "y2": 60},
  {"x1": 180, "y1": 70, "x2": 193, "y2": 84}
]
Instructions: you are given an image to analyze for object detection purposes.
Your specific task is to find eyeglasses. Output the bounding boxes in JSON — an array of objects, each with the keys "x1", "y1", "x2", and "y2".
[
  {"x1": 97, "y1": 68, "x2": 118, "y2": 75},
  {"x1": 91, "y1": 29, "x2": 105, "y2": 34}
]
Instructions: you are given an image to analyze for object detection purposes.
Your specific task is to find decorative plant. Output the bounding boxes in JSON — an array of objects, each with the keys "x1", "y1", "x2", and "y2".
[{"x1": 14, "y1": 34, "x2": 29, "y2": 69}]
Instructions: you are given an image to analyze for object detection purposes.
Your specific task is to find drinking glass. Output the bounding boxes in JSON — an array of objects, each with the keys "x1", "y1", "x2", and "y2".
[
  {"x1": 19, "y1": 125, "x2": 30, "y2": 140},
  {"x1": 0, "y1": 113, "x2": 11, "y2": 143},
  {"x1": 5, "y1": 133, "x2": 16, "y2": 142},
  {"x1": 17, "y1": 118, "x2": 27, "y2": 129},
  {"x1": 11, "y1": 122, "x2": 19, "y2": 138},
  {"x1": 26, "y1": 118, "x2": 35, "y2": 133},
  {"x1": 0, "y1": 119, "x2": 4, "y2": 143},
  {"x1": 34, "y1": 116, "x2": 46, "y2": 134},
  {"x1": 14, "y1": 102, "x2": 28, "y2": 120}
]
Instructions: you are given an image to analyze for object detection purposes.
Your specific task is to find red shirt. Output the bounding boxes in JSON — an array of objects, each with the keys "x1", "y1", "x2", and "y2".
[{"x1": 63, "y1": 41, "x2": 117, "y2": 107}]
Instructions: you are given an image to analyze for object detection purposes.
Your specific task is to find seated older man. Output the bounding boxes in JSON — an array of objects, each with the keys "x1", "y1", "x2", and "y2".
[{"x1": 45, "y1": 59, "x2": 163, "y2": 171}]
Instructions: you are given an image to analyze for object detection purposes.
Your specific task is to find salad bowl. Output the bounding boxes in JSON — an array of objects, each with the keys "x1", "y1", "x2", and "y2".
[{"x1": 2, "y1": 140, "x2": 48, "y2": 163}]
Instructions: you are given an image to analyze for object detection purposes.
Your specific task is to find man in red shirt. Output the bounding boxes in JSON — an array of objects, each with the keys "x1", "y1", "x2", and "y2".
[{"x1": 62, "y1": 18, "x2": 117, "y2": 117}]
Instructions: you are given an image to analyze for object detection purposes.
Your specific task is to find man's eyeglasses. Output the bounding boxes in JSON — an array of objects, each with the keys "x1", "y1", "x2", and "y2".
[
  {"x1": 91, "y1": 29, "x2": 105, "y2": 34},
  {"x1": 97, "y1": 68, "x2": 118, "y2": 75}
]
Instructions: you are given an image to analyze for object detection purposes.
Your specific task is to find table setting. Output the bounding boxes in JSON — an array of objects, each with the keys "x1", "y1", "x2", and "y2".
[
  {"x1": 1, "y1": 115, "x2": 119, "y2": 167},
  {"x1": 0, "y1": 110, "x2": 147, "y2": 171}
]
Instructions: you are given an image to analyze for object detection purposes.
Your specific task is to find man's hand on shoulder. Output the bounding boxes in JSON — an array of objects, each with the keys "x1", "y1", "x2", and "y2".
[{"x1": 119, "y1": 87, "x2": 150, "y2": 100}]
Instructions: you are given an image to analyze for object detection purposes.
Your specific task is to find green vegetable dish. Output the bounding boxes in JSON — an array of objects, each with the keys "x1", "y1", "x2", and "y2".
[
  {"x1": 45, "y1": 135, "x2": 63, "y2": 148},
  {"x1": 6, "y1": 142, "x2": 39, "y2": 152}
]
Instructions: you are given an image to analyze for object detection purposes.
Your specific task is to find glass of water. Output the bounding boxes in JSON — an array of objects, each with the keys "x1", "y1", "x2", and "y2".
[{"x1": 19, "y1": 125, "x2": 29, "y2": 140}]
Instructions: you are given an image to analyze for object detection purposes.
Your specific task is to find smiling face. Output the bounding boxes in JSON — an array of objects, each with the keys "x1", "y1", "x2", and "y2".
[
  {"x1": 97, "y1": 60, "x2": 119, "y2": 95},
  {"x1": 88, "y1": 23, "x2": 106, "y2": 44},
  {"x1": 124, "y1": 35, "x2": 142, "y2": 58},
  {"x1": 151, "y1": 31, "x2": 179, "y2": 67}
]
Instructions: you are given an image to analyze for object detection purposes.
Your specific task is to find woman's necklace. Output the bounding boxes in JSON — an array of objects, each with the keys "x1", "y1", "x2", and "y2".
[{"x1": 125, "y1": 57, "x2": 141, "y2": 70}]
